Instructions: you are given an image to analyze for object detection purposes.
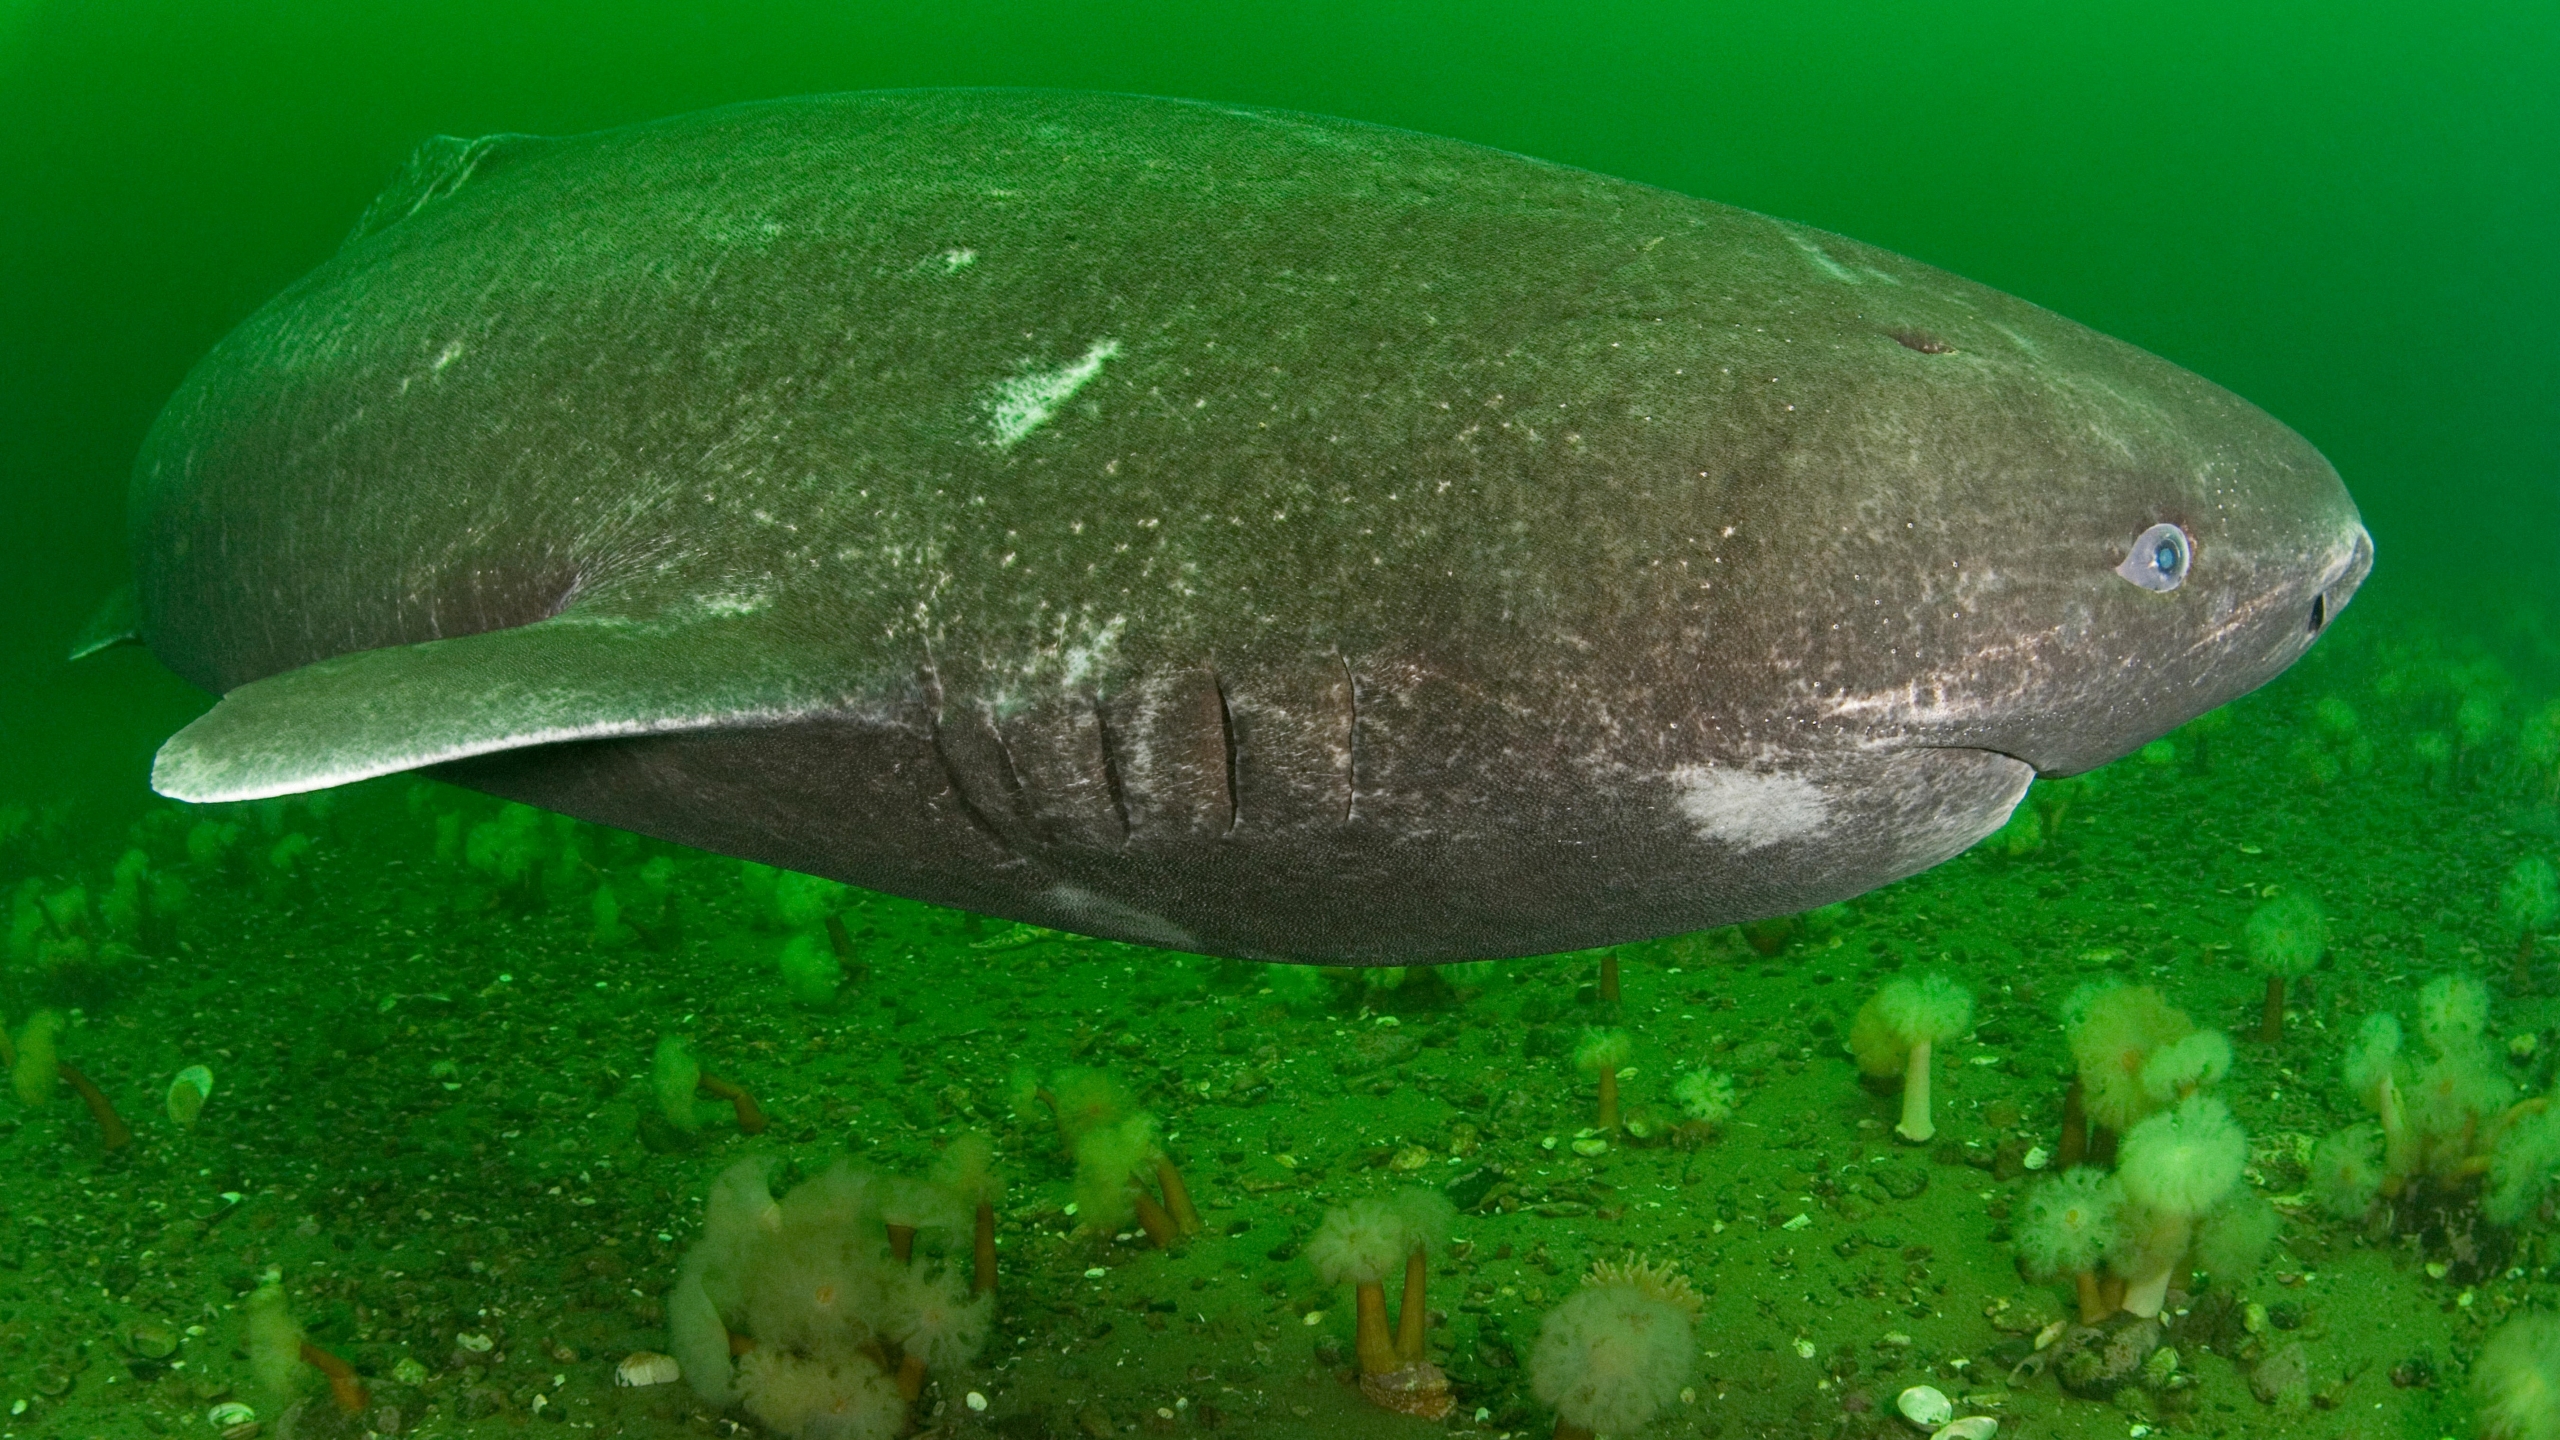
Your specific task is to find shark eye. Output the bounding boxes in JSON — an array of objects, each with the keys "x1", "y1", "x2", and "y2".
[{"x1": 2116, "y1": 523, "x2": 2192, "y2": 593}]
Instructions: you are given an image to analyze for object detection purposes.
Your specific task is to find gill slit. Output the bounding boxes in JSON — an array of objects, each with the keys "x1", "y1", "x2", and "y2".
[
  {"x1": 920, "y1": 647, "x2": 1022, "y2": 864},
  {"x1": 1090, "y1": 695, "x2": 1132, "y2": 846},
  {"x1": 1337, "y1": 650, "x2": 1360, "y2": 825},
  {"x1": 1212, "y1": 669, "x2": 1241, "y2": 837}
]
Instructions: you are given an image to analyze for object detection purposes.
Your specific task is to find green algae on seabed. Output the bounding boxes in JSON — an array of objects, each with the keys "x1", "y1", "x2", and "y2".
[{"x1": 4, "y1": 597, "x2": 2560, "y2": 1438}]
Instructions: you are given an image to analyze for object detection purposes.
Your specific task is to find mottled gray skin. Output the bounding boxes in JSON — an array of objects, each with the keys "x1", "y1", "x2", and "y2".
[{"x1": 135, "y1": 90, "x2": 2370, "y2": 962}]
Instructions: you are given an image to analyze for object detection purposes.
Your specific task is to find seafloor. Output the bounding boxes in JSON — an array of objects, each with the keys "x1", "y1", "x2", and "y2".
[{"x1": 4, "y1": 598, "x2": 2558, "y2": 1440}]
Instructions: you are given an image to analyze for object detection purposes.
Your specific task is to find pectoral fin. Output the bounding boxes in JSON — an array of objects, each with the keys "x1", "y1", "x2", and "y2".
[
  {"x1": 67, "y1": 584, "x2": 141, "y2": 661},
  {"x1": 152, "y1": 609, "x2": 848, "y2": 804}
]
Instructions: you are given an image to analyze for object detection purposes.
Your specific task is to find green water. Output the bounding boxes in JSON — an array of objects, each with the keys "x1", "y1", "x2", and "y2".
[{"x1": 2, "y1": 3, "x2": 2555, "y2": 1438}]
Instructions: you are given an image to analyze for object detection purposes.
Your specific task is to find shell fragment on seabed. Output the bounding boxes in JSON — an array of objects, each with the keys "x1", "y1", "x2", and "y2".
[
  {"x1": 615, "y1": 1351, "x2": 683, "y2": 1387},
  {"x1": 1897, "y1": 1384, "x2": 1953, "y2": 1428}
]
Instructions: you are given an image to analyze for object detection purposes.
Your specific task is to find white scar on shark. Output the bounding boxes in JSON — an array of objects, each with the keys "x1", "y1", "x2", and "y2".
[
  {"x1": 983, "y1": 337, "x2": 1122, "y2": 448},
  {"x1": 1668, "y1": 765, "x2": 1830, "y2": 850}
]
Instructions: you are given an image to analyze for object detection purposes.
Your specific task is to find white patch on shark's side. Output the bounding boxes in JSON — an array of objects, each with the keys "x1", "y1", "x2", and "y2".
[
  {"x1": 1058, "y1": 613, "x2": 1127, "y2": 689},
  {"x1": 1039, "y1": 884, "x2": 1195, "y2": 950},
  {"x1": 983, "y1": 338, "x2": 1122, "y2": 449},
  {"x1": 1668, "y1": 765, "x2": 1830, "y2": 850}
]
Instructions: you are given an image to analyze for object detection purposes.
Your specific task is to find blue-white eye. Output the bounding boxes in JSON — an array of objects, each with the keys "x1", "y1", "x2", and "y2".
[{"x1": 2116, "y1": 522, "x2": 2193, "y2": 593}]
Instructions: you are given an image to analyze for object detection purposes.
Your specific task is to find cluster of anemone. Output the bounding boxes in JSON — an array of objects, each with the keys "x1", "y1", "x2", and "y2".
[
  {"x1": 1305, "y1": 1187, "x2": 1459, "y2": 1417},
  {"x1": 432, "y1": 795, "x2": 687, "y2": 944},
  {"x1": 6, "y1": 803, "x2": 244, "y2": 988},
  {"x1": 650, "y1": 1035, "x2": 771, "y2": 1140},
  {"x1": 1574, "y1": 1029, "x2": 1633, "y2": 1133},
  {"x1": 2475, "y1": 1312, "x2": 2560, "y2": 1440},
  {"x1": 7, "y1": 877, "x2": 98, "y2": 976},
  {"x1": 244, "y1": 1272, "x2": 369, "y2": 1414},
  {"x1": 2, "y1": 1008, "x2": 133, "y2": 1151},
  {"x1": 2017, "y1": 982, "x2": 2271, "y2": 1322},
  {"x1": 742, "y1": 862, "x2": 859, "y2": 999},
  {"x1": 2310, "y1": 974, "x2": 2560, "y2": 1241},
  {"x1": 2501, "y1": 857, "x2": 2559, "y2": 993},
  {"x1": 591, "y1": 854, "x2": 677, "y2": 950},
  {"x1": 670, "y1": 1153, "x2": 1001, "y2": 1438},
  {"x1": 101, "y1": 846, "x2": 191, "y2": 949},
  {"x1": 1672, "y1": 1068, "x2": 1736, "y2": 1129},
  {"x1": 2016, "y1": 1094, "x2": 2274, "y2": 1323},
  {"x1": 1578, "y1": 1027, "x2": 1746, "y2": 1143},
  {"x1": 457, "y1": 800, "x2": 557, "y2": 893},
  {"x1": 2291, "y1": 694, "x2": 2376, "y2": 788},
  {"x1": 2245, "y1": 890, "x2": 2327, "y2": 1043},
  {"x1": 2060, "y1": 980, "x2": 2228, "y2": 1164},
  {"x1": 1847, "y1": 972, "x2": 1975, "y2": 1143},
  {"x1": 1007, "y1": 1066, "x2": 1201, "y2": 1246},
  {"x1": 8, "y1": 853, "x2": 189, "y2": 981},
  {"x1": 1529, "y1": 1253, "x2": 1702, "y2": 1440}
]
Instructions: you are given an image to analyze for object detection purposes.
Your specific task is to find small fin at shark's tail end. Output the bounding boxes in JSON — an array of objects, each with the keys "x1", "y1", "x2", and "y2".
[
  {"x1": 149, "y1": 605, "x2": 853, "y2": 805},
  {"x1": 67, "y1": 584, "x2": 141, "y2": 661}
]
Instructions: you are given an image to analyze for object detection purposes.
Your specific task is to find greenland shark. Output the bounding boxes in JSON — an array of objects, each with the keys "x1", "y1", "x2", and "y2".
[{"x1": 130, "y1": 90, "x2": 2371, "y2": 962}]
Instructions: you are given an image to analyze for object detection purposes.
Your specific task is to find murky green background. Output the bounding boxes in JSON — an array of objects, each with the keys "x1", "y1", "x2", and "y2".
[{"x1": 2, "y1": 3, "x2": 2555, "y2": 1438}]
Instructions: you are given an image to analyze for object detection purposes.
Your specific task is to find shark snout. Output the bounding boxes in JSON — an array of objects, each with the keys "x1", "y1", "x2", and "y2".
[{"x1": 2308, "y1": 523, "x2": 2374, "y2": 638}]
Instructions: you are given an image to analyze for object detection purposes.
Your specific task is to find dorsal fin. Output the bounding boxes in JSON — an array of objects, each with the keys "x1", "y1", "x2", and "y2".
[
  {"x1": 67, "y1": 583, "x2": 141, "y2": 661},
  {"x1": 344, "y1": 131, "x2": 551, "y2": 248},
  {"x1": 152, "y1": 606, "x2": 855, "y2": 803}
]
